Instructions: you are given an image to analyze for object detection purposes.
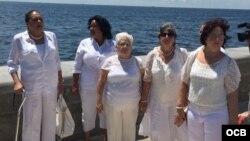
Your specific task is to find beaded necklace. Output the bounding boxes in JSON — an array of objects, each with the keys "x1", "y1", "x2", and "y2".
[{"x1": 29, "y1": 32, "x2": 44, "y2": 40}]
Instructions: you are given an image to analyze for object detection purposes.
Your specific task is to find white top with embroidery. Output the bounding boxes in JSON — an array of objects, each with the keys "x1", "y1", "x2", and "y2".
[
  {"x1": 143, "y1": 47, "x2": 188, "y2": 103},
  {"x1": 182, "y1": 47, "x2": 241, "y2": 111}
]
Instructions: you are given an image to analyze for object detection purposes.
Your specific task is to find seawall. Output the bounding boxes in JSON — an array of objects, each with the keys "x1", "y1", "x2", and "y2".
[{"x1": 0, "y1": 47, "x2": 249, "y2": 140}]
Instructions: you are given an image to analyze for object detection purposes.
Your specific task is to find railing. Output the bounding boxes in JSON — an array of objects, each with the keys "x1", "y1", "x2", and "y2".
[{"x1": 0, "y1": 47, "x2": 250, "y2": 141}]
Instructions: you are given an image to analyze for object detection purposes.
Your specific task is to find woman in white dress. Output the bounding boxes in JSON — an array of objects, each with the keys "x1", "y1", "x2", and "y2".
[
  {"x1": 139, "y1": 22, "x2": 188, "y2": 141},
  {"x1": 96, "y1": 32, "x2": 145, "y2": 141},
  {"x1": 72, "y1": 15, "x2": 116, "y2": 141},
  {"x1": 175, "y1": 18, "x2": 241, "y2": 141}
]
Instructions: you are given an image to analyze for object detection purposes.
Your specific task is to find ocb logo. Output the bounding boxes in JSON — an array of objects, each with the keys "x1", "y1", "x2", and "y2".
[
  {"x1": 226, "y1": 129, "x2": 246, "y2": 136},
  {"x1": 222, "y1": 125, "x2": 249, "y2": 141}
]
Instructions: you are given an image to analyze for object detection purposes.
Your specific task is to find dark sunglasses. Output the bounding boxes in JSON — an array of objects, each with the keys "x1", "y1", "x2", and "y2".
[{"x1": 160, "y1": 32, "x2": 175, "y2": 37}]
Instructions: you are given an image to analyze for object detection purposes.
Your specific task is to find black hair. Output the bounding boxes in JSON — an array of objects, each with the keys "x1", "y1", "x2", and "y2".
[
  {"x1": 25, "y1": 10, "x2": 41, "y2": 24},
  {"x1": 158, "y1": 22, "x2": 177, "y2": 47},
  {"x1": 88, "y1": 15, "x2": 113, "y2": 39},
  {"x1": 158, "y1": 22, "x2": 177, "y2": 39},
  {"x1": 200, "y1": 18, "x2": 230, "y2": 47}
]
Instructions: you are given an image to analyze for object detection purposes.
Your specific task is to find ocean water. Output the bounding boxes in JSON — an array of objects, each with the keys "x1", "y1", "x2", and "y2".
[{"x1": 0, "y1": 1, "x2": 250, "y2": 66}]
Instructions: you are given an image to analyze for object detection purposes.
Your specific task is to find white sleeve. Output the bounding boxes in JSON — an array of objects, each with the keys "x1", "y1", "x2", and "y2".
[
  {"x1": 225, "y1": 58, "x2": 241, "y2": 94},
  {"x1": 7, "y1": 36, "x2": 20, "y2": 73},
  {"x1": 143, "y1": 50, "x2": 154, "y2": 82},
  {"x1": 72, "y1": 41, "x2": 85, "y2": 73}
]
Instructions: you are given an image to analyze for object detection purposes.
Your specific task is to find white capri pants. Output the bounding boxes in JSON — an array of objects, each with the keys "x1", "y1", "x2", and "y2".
[
  {"x1": 22, "y1": 93, "x2": 57, "y2": 141},
  {"x1": 187, "y1": 105, "x2": 229, "y2": 141},
  {"x1": 106, "y1": 102, "x2": 138, "y2": 141},
  {"x1": 80, "y1": 91, "x2": 106, "y2": 131}
]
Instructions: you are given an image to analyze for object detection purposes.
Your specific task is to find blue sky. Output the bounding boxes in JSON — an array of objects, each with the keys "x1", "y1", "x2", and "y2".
[{"x1": 1, "y1": 0, "x2": 250, "y2": 9}]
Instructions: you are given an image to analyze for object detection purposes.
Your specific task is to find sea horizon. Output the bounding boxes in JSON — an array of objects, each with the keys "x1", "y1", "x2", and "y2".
[{"x1": 0, "y1": 1, "x2": 250, "y2": 66}]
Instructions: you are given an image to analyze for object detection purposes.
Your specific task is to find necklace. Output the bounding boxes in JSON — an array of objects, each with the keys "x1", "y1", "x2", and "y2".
[
  {"x1": 160, "y1": 46, "x2": 174, "y2": 57},
  {"x1": 29, "y1": 32, "x2": 44, "y2": 40},
  {"x1": 158, "y1": 46, "x2": 175, "y2": 64}
]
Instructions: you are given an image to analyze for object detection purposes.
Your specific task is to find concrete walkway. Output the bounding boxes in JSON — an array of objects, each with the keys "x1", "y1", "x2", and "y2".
[{"x1": 74, "y1": 135, "x2": 150, "y2": 141}]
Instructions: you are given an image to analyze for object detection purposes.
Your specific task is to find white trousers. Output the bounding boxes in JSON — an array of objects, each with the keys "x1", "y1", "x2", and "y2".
[
  {"x1": 80, "y1": 91, "x2": 106, "y2": 131},
  {"x1": 150, "y1": 101, "x2": 188, "y2": 141},
  {"x1": 187, "y1": 105, "x2": 229, "y2": 141},
  {"x1": 106, "y1": 102, "x2": 138, "y2": 141},
  {"x1": 22, "y1": 94, "x2": 57, "y2": 141}
]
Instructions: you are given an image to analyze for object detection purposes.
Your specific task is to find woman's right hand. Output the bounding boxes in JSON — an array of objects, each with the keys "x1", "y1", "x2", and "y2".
[{"x1": 13, "y1": 81, "x2": 24, "y2": 94}]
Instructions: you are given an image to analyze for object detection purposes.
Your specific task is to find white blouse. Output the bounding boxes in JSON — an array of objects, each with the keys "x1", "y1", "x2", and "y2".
[
  {"x1": 7, "y1": 31, "x2": 61, "y2": 95},
  {"x1": 143, "y1": 47, "x2": 188, "y2": 103},
  {"x1": 102, "y1": 55, "x2": 144, "y2": 104},
  {"x1": 182, "y1": 47, "x2": 241, "y2": 111},
  {"x1": 72, "y1": 38, "x2": 116, "y2": 93}
]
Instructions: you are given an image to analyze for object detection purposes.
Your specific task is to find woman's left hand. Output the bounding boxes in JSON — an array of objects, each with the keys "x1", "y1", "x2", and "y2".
[{"x1": 174, "y1": 109, "x2": 186, "y2": 127}]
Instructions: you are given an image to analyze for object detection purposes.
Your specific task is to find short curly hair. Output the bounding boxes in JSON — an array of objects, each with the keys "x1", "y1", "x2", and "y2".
[
  {"x1": 200, "y1": 18, "x2": 230, "y2": 47},
  {"x1": 88, "y1": 15, "x2": 113, "y2": 39}
]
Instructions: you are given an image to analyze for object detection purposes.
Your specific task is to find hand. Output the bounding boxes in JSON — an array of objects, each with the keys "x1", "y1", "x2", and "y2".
[
  {"x1": 71, "y1": 83, "x2": 79, "y2": 95},
  {"x1": 174, "y1": 109, "x2": 186, "y2": 127},
  {"x1": 13, "y1": 81, "x2": 24, "y2": 94},
  {"x1": 57, "y1": 83, "x2": 65, "y2": 95},
  {"x1": 96, "y1": 102, "x2": 104, "y2": 113},
  {"x1": 139, "y1": 101, "x2": 148, "y2": 112}
]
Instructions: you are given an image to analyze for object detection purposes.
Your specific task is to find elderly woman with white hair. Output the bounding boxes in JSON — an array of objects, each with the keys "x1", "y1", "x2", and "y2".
[{"x1": 96, "y1": 32, "x2": 145, "y2": 141}]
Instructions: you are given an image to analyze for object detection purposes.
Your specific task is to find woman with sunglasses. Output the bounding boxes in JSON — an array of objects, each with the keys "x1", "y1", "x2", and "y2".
[
  {"x1": 7, "y1": 10, "x2": 64, "y2": 141},
  {"x1": 139, "y1": 22, "x2": 188, "y2": 141},
  {"x1": 175, "y1": 18, "x2": 241, "y2": 141}
]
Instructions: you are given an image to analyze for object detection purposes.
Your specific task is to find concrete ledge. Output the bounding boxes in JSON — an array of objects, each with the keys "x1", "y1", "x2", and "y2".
[{"x1": 0, "y1": 47, "x2": 250, "y2": 140}]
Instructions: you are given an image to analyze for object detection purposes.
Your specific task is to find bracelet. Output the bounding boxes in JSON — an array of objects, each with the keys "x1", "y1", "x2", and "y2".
[
  {"x1": 140, "y1": 100, "x2": 148, "y2": 103},
  {"x1": 176, "y1": 106, "x2": 186, "y2": 110}
]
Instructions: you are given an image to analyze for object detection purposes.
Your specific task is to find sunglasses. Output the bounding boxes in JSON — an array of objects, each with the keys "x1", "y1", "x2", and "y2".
[{"x1": 160, "y1": 32, "x2": 175, "y2": 37}]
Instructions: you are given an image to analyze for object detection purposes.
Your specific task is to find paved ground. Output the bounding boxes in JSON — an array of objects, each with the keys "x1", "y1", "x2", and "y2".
[{"x1": 75, "y1": 135, "x2": 150, "y2": 141}]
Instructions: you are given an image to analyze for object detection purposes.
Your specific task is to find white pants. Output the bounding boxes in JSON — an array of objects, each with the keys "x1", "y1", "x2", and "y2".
[
  {"x1": 150, "y1": 101, "x2": 188, "y2": 141},
  {"x1": 106, "y1": 102, "x2": 138, "y2": 141},
  {"x1": 80, "y1": 91, "x2": 106, "y2": 131},
  {"x1": 187, "y1": 105, "x2": 229, "y2": 141},
  {"x1": 22, "y1": 94, "x2": 57, "y2": 141}
]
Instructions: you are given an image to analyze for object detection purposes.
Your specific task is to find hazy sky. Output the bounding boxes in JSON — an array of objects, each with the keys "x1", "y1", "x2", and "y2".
[{"x1": 1, "y1": 0, "x2": 250, "y2": 9}]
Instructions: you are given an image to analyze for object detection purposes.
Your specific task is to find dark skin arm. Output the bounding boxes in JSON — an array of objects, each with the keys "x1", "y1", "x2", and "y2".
[
  {"x1": 72, "y1": 73, "x2": 80, "y2": 95},
  {"x1": 96, "y1": 69, "x2": 108, "y2": 113},
  {"x1": 57, "y1": 70, "x2": 64, "y2": 95},
  {"x1": 227, "y1": 90, "x2": 239, "y2": 124},
  {"x1": 10, "y1": 72, "x2": 23, "y2": 94}
]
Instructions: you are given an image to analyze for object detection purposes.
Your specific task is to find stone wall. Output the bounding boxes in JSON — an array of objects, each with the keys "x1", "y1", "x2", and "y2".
[{"x1": 0, "y1": 47, "x2": 249, "y2": 141}]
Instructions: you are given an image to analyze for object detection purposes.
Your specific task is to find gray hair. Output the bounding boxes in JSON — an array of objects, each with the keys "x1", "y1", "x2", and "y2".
[{"x1": 115, "y1": 32, "x2": 133, "y2": 45}]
